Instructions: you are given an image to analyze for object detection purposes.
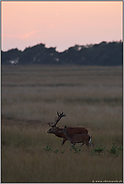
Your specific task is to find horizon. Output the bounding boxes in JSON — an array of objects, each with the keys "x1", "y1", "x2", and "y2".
[{"x1": 1, "y1": 39, "x2": 123, "y2": 53}]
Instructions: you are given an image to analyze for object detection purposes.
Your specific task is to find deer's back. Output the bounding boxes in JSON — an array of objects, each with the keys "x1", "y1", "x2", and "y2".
[{"x1": 67, "y1": 127, "x2": 88, "y2": 135}]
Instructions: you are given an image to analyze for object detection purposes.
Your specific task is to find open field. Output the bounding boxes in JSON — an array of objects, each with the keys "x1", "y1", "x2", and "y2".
[{"x1": 2, "y1": 65, "x2": 123, "y2": 182}]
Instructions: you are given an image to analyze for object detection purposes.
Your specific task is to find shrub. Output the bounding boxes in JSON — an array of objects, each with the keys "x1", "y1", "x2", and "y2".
[
  {"x1": 108, "y1": 143, "x2": 123, "y2": 156},
  {"x1": 70, "y1": 145, "x2": 82, "y2": 153},
  {"x1": 54, "y1": 149, "x2": 59, "y2": 154},
  {"x1": 91, "y1": 145, "x2": 105, "y2": 155},
  {"x1": 44, "y1": 145, "x2": 52, "y2": 151}
]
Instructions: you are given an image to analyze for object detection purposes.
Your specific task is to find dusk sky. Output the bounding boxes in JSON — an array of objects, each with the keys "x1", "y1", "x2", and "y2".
[{"x1": 1, "y1": 1, "x2": 122, "y2": 52}]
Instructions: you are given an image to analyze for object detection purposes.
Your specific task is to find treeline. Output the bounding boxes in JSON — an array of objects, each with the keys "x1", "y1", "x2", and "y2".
[{"x1": 1, "y1": 41, "x2": 123, "y2": 66}]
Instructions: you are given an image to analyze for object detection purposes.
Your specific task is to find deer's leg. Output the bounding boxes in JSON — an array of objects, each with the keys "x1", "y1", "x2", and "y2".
[
  {"x1": 85, "y1": 141, "x2": 90, "y2": 147},
  {"x1": 89, "y1": 141, "x2": 94, "y2": 147},
  {"x1": 81, "y1": 141, "x2": 84, "y2": 146},
  {"x1": 89, "y1": 137, "x2": 94, "y2": 147},
  {"x1": 62, "y1": 138, "x2": 66, "y2": 145},
  {"x1": 71, "y1": 141, "x2": 76, "y2": 146}
]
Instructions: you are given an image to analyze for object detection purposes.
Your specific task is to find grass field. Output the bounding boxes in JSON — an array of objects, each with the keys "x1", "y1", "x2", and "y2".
[{"x1": 1, "y1": 65, "x2": 123, "y2": 182}]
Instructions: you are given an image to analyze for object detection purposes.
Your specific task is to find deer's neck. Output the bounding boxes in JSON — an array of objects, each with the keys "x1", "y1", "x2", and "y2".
[{"x1": 64, "y1": 131, "x2": 72, "y2": 142}]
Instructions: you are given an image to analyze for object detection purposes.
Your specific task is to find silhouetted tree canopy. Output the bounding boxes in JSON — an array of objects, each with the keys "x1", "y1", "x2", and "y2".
[{"x1": 1, "y1": 41, "x2": 123, "y2": 66}]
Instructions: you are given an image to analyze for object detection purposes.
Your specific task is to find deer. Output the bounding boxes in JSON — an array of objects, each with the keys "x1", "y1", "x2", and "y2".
[
  {"x1": 59, "y1": 125, "x2": 94, "y2": 147},
  {"x1": 47, "y1": 112, "x2": 88, "y2": 145}
]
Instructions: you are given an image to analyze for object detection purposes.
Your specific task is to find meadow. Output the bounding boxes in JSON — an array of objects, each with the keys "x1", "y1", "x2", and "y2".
[{"x1": 1, "y1": 65, "x2": 123, "y2": 182}]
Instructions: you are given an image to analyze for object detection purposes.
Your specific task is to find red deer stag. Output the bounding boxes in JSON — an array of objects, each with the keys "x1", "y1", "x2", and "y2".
[
  {"x1": 47, "y1": 112, "x2": 88, "y2": 145},
  {"x1": 60, "y1": 125, "x2": 94, "y2": 147}
]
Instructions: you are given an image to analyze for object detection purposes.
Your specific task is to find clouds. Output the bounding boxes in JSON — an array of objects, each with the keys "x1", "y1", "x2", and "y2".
[
  {"x1": 2, "y1": 33, "x2": 21, "y2": 38},
  {"x1": 2, "y1": 30, "x2": 39, "y2": 40},
  {"x1": 21, "y1": 30, "x2": 38, "y2": 39}
]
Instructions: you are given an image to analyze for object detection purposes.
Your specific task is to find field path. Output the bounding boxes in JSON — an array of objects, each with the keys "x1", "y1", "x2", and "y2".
[{"x1": 1, "y1": 115, "x2": 47, "y2": 127}]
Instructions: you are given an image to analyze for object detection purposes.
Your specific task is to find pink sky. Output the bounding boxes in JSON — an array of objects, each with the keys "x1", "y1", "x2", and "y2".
[{"x1": 1, "y1": 1, "x2": 123, "y2": 52}]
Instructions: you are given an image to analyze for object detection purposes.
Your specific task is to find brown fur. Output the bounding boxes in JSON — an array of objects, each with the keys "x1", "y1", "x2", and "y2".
[
  {"x1": 60, "y1": 126, "x2": 94, "y2": 146},
  {"x1": 47, "y1": 126, "x2": 88, "y2": 145}
]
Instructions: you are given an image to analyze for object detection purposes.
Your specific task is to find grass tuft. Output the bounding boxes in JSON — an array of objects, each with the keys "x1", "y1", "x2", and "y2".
[
  {"x1": 91, "y1": 145, "x2": 105, "y2": 155},
  {"x1": 108, "y1": 143, "x2": 123, "y2": 156}
]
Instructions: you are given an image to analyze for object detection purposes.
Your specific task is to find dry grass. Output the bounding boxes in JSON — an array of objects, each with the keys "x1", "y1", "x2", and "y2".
[
  {"x1": 2, "y1": 123, "x2": 123, "y2": 183},
  {"x1": 2, "y1": 148, "x2": 123, "y2": 183},
  {"x1": 1, "y1": 65, "x2": 123, "y2": 182}
]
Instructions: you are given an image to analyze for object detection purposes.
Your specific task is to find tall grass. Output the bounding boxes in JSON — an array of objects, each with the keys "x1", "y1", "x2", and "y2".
[
  {"x1": 2, "y1": 123, "x2": 122, "y2": 183},
  {"x1": 2, "y1": 65, "x2": 122, "y2": 121},
  {"x1": 1, "y1": 65, "x2": 123, "y2": 182}
]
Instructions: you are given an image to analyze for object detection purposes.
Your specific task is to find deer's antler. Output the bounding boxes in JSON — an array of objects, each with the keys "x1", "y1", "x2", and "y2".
[{"x1": 51, "y1": 112, "x2": 66, "y2": 127}]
